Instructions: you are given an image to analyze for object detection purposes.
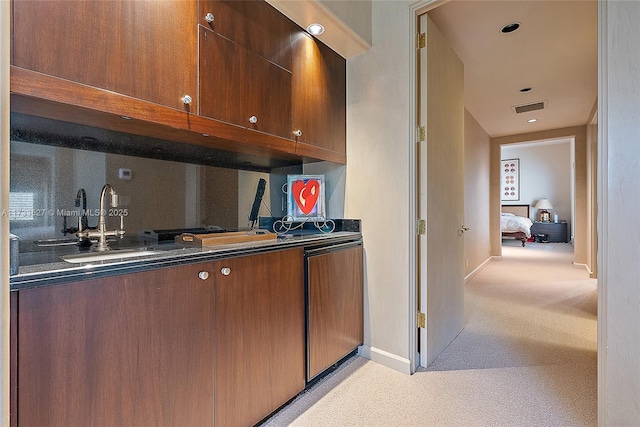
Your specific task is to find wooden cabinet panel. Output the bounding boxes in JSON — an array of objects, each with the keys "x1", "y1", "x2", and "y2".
[
  {"x1": 292, "y1": 31, "x2": 346, "y2": 154},
  {"x1": 307, "y1": 245, "x2": 363, "y2": 380},
  {"x1": 17, "y1": 263, "x2": 214, "y2": 427},
  {"x1": 199, "y1": 28, "x2": 292, "y2": 139},
  {"x1": 198, "y1": 0, "x2": 292, "y2": 70},
  {"x1": 214, "y1": 248, "x2": 305, "y2": 427},
  {"x1": 12, "y1": 0, "x2": 197, "y2": 111},
  {"x1": 10, "y1": 292, "x2": 17, "y2": 427}
]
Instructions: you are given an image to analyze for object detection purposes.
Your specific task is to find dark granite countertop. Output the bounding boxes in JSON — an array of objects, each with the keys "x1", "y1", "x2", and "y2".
[{"x1": 10, "y1": 226, "x2": 362, "y2": 291}]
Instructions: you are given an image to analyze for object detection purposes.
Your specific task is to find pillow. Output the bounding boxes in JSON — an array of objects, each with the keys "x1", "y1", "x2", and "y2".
[{"x1": 501, "y1": 212, "x2": 515, "y2": 216}]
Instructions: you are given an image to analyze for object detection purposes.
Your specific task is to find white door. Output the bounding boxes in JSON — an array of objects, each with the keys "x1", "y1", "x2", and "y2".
[{"x1": 417, "y1": 13, "x2": 466, "y2": 367}]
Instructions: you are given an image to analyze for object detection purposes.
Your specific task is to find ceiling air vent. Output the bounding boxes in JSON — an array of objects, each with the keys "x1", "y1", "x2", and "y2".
[{"x1": 512, "y1": 100, "x2": 547, "y2": 114}]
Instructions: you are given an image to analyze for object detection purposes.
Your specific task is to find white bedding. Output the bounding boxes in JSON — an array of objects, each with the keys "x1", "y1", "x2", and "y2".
[{"x1": 501, "y1": 213, "x2": 533, "y2": 237}]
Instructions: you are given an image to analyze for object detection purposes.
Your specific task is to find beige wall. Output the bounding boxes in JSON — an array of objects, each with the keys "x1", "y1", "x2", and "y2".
[
  {"x1": 599, "y1": 1, "x2": 640, "y2": 423},
  {"x1": 491, "y1": 126, "x2": 589, "y2": 268},
  {"x1": 345, "y1": 0, "x2": 414, "y2": 372},
  {"x1": 464, "y1": 109, "x2": 491, "y2": 277}
]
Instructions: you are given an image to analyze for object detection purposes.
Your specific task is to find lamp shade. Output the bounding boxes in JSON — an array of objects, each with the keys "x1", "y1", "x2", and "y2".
[{"x1": 534, "y1": 198, "x2": 554, "y2": 210}]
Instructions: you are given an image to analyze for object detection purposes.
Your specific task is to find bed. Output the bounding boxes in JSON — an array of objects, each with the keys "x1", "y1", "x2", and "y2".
[{"x1": 501, "y1": 205, "x2": 533, "y2": 247}]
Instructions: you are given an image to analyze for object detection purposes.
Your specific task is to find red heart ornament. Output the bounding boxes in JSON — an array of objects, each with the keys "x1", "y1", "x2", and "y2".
[{"x1": 291, "y1": 179, "x2": 320, "y2": 215}]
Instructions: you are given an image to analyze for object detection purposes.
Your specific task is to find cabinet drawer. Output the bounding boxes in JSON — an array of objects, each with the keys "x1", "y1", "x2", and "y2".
[{"x1": 531, "y1": 222, "x2": 568, "y2": 243}]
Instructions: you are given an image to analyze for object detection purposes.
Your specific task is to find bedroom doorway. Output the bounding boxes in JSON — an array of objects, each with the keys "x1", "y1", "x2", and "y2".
[{"x1": 500, "y1": 137, "x2": 576, "y2": 254}]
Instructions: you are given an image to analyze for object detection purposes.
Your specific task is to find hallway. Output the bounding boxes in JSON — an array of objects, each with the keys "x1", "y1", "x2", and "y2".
[{"x1": 264, "y1": 241, "x2": 597, "y2": 426}]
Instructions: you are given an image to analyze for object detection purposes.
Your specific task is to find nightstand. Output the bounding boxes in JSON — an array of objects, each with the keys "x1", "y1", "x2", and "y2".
[{"x1": 531, "y1": 221, "x2": 568, "y2": 243}]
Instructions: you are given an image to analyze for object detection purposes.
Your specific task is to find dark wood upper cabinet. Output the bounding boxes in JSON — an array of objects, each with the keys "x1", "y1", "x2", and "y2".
[
  {"x1": 213, "y1": 248, "x2": 305, "y2": 427},
  {"x1": 198, "y1": 0, "x2": 292, "y2": 70},
  {"x1": 17, "y1": 263, "x2": 215, "y2": 427},
  {"x1": 11, "y1": 0, "x2": 198, "y2": 111},
  {"x1": 199, "y1": 27, "x2": 292, "y2": 139},
  {"x1": 292, "y1": 31, "x2": 347, "y2": 155},
  {"x1": 10, "y1": 0, "x2": 347, "y2": 164}
]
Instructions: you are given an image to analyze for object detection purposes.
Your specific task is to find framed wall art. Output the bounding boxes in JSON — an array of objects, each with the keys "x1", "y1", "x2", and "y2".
[
  {"x1": 286, "y1": 175, "x2": 326, "y2": 222},
  {"x1": 501, "y1": 159, "x2": 520, "y2": 201}
]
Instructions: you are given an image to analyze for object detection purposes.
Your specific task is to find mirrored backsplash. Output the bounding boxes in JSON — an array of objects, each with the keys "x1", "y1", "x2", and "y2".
[{"x1": 9, "y1": 138, "x2": 295, "y2": 252}]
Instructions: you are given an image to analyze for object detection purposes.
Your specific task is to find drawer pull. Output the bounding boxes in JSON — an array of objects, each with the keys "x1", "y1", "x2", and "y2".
[
  {"x1": 198, "y1": 271, "x2": 210, "y2": 280},
  {"x1": 221, "y1": 267, "x2": 231, "y2": 276},
  {"x1": 204, "y1": 12, "x2": 214, "y2": 23}
]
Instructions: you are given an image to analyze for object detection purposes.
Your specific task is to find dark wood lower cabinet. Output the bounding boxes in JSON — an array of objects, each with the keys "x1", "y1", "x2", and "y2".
[
  {"x1": 12, "y1": 244, "x2": 352, "y2": 426},
  {"x1": 10, "y1": 292, "x2": 17, "y2": 427},
  {"x1": 213, "y1": 248, "x2": 305, "y2": 427},
  {"x1": 17, "y1": 263, "x2": 215, "y2": 427},
  {"x1": 306, "y1": 244, "x2": 364, "y2": 381}
]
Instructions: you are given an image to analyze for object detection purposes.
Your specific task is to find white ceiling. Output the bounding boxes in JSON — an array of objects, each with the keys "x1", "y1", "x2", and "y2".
[
  {"x1": 428, "y1": 0, "x2": 598, "y2": 138},
  {"x1": 270, "y1": 0, "x2": 598, "y2": 139}
]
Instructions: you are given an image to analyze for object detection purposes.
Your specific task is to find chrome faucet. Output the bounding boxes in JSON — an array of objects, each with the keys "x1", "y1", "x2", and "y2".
[{"x1": 76, "y1": 184, "x2": 125, "y2": 251}]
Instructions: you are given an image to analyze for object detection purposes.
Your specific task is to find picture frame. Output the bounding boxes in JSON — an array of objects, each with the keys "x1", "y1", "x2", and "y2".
[
  {"x1": 501, "y1": 159, "x2": 520, "y2": 201},
  {"x1": 286, "y1": 175, "x2": 326, "y2": 222}
]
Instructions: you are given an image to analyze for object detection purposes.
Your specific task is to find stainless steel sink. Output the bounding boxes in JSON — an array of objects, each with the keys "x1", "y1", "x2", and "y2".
[{"x1": 62, "y1": 249, "x2": 161, "y2": 264}]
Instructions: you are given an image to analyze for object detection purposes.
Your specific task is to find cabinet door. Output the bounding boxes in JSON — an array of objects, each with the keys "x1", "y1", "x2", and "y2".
[
  {"x1": 307, "y1": 245, "x2": 364, "y2": 380},
  {"x1": 214, "y1": 248, "x2": 305, "y2": 427},
  {"x1": 12, "y1": 0, "x2": 197, "y2": 111},
  {"x1": 198, "y1": 0, "x2": 292, "y2": 70},
  {"x1": 17, "y1": 263, "x2": 214, "y2": 427},
  {"x1": 199, "y1": 28, "x2": 292, "y2": 138},
  {"x1": 292, "y1": 31, "x2": 346, "y2": 154}
]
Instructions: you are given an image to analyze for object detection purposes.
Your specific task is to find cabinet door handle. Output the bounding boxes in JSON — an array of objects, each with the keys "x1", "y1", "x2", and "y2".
[
  {"x1": 249, "y1": 116, "x2": 258, "y2": 124},
  {"x1": 198, "y1": 271, "x2": 210, "y2": 280},
  {"x1": 181, "y1": 94, "x2": 193, "y2": 105},
  {"x1": 220, "y1": 267, "x2": 231, "y2": 276},
  {"x1": 204, "y1": 12, "x2": 214, "y2": 23},
  {"x1": 293, "y1": 129, "x2": 302, "y2": 137}
]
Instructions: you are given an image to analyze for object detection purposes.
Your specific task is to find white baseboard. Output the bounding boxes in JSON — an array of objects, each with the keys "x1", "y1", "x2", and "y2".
[
  {"x1": 465, "y1": 256, "x2": 500, "y2": 283},
  {"x1": 358, "y1": 345, "x2": 412, "y2": 375},
  {"x1": 573, "y1": 262, "x2": 593, "y2": 276}
]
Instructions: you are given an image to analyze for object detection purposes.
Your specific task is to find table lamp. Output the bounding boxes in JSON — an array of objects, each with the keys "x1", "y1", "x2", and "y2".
[{"x1": 535, "y1": 198, "x2": 553, "y2": 222}]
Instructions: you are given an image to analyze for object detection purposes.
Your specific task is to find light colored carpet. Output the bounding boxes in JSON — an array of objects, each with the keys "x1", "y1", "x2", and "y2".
[{"x1": 262, "y1": 241, "x2": 597, "y2": 427}]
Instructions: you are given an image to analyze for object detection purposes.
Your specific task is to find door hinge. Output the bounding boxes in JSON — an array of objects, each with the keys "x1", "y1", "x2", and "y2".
[
  {"x1": 417, "y1": 219, "x2": 426, "y2": 235},
  {"x1": 416, "y1": 126, "x2": 425, "y2": 142},
  {"x1": 417, "y1": 32, "x2": 426, "y2": 49},
  {"x1": 417, "y1": 312, "x2": 426, "y2": 328}
]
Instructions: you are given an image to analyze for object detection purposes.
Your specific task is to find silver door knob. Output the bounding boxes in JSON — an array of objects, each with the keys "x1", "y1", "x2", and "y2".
[
  {"x1": 198, "y1": 271, "x2": 210, "y2": 280},
  {"x1": 204, "y1": 13, "x2": 214, "y2": 23},
  {"x1": 293, "y1": 129, "x2": 302, "y2": 137},
  {"x1": 181, "y1": 94, "x2": 193, "y2": 105},
  {"x1": 221, "y1": 267, "x2": 231, "y2": 276},
  {"x1": 249, "y1": 116, "x2": 258, "y2": 124}
]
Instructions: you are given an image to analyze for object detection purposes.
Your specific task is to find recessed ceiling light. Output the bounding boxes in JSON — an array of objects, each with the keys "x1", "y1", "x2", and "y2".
[
  {"x1": 307, "y1": 23, "x2": 325, "y2": 36},
  {"x1": 520, "y1": 87, "x2": 532, "y2": 93},
  {"x1": 527, "y1": 118, "x2": 537, "y2": 123},
  {"x1": 500, "y1": 22, "x2": 520, "y2": 34}
]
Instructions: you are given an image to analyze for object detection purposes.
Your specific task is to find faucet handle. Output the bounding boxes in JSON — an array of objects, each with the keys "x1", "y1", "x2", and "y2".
[{"x1": 118, "y1": 215, "x2": 126, "y2": 238}]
